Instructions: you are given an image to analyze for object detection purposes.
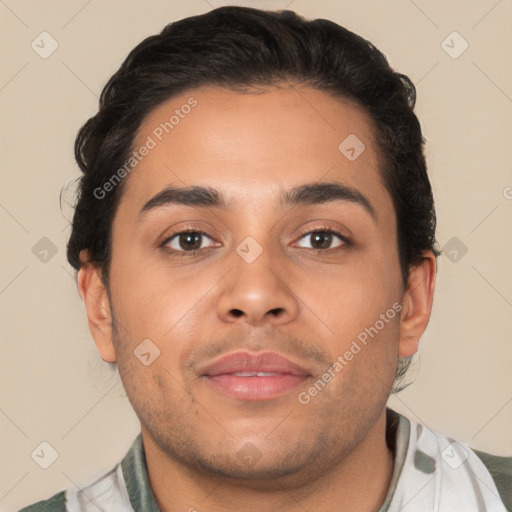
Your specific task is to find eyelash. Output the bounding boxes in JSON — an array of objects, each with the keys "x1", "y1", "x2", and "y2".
[{"x1": 160, "y1": 227, "x2": 351, "y2": 257}]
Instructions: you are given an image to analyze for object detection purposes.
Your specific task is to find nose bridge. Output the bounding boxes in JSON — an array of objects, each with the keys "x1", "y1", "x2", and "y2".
[{"x1": 216, "y1": 235, "x2": 299, "y2": 326}]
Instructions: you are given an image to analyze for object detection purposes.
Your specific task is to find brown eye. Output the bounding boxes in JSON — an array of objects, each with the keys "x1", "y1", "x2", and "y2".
[
  {"x1": 296, "y1": 230, "x2": 345, "y2": 250},
  {"x1": 310, "y1": 232, "x2": 333, "y2": 249},
  {"x1": 178, "y1": 232, "x2": 202, "y2": 251},
  {"x1": 164, "y1": 231, "x2": 216, "y2": 252}
]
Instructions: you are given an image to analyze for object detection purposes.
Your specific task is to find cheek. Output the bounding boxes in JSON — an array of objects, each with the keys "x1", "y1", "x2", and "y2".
[
  {"x1": 292, "y1": 250, "x2": 402, "y2": 394},
  {"x1": 298, "y1": 253, "x2": 401, "y2": 340},
  {"x1": 109, "y1": 256, "x2": 218, "y2": 365}
]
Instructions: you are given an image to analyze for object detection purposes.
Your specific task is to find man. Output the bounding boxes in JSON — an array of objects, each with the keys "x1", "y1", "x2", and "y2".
[{"x1": 20, "y1": 6, "x2": 510, "y2": 512}]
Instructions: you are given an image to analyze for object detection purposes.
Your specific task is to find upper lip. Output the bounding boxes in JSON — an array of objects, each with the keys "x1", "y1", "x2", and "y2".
[{"x1": 200, "y1": 351, "x2": 312, "y2": 377}]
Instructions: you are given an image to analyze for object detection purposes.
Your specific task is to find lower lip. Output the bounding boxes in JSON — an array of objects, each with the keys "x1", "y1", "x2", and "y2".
[{"x1": 203, "y1": 374, "x2": 310, "y2": 401}]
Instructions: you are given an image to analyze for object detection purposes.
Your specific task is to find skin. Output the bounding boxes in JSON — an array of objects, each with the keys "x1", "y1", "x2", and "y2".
[{"x1": 78, "y1": 84, "x2": 436, "y2": 512}]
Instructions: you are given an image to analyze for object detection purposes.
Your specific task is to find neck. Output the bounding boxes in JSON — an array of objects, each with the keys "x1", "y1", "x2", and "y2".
[{"x1": 143, "y1": 408, "x2": 394, "y2": 512}]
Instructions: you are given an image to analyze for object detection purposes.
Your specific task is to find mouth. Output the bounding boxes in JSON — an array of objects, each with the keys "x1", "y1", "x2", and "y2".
[{"x1": 199, "y1": 351, "x2": 312, "y2": 401}]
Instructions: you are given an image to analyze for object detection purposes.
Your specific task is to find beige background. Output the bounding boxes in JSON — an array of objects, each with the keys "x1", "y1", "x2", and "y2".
[{"x1": 1, "y1": 0, "x2": 511, "y2": 510}]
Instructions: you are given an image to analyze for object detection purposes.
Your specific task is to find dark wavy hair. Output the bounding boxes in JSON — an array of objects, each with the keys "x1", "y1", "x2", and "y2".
[{"x1": 66, "y1": 6, "x2": 439, "y2": 391}]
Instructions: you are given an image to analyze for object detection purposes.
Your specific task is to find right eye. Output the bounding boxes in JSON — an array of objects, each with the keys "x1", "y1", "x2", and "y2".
[{"x1": 161, "y1": 230, "x2": 219, "y2": 254}]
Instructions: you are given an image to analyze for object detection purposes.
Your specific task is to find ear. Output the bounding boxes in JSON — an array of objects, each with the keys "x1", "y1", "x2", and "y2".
[
  {"x1": 77, "y1": 250, "x2": 116, "y2": 363},
  {"x1": 398, "y1": 251, "x2": 437, "y2": 357}
]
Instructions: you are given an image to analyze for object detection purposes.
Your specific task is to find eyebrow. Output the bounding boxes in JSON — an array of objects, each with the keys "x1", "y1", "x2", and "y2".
[
  {"x1": 138, "y1": 182, "x2": 376, "y2": 221},
  {"x1": 282, "y1": 182, "x2": 376, "y2": 219}
]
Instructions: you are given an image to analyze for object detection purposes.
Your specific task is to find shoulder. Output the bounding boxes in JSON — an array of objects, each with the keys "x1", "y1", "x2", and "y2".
[
  {"x1": 18, "y1": 490, "x2": 67, "y2": 512},
  {"x1": 17, "y1": 435, "x2": 147, "y2": 512},
  {"x1": 472, "y1": 449, "x2": 512, "y2": 512},
  {"x1": 17, "y1": 464, "x2": 124, "y2": 512},
  {"x1": 17, "y1": 465, "x2": 128, "y2": 512},
  {"x1": 387, "y1": 410, "x2": 510, "y2": 511}
]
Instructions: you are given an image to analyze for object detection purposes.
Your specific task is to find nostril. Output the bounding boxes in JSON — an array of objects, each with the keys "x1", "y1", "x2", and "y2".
[
  {"x1": 269, "y1": 307, "x2": 285, "y2": 317},
  {"x1": 230, "y1": 309, "x2": 244, "y2": 318}
]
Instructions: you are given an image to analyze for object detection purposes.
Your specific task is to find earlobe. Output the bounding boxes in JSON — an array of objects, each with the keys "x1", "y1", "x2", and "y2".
[
  {"x1": 398, "y1": 252, "x2": 437, "y2": 358},
  {"x1": 77, "y1": 251, "x2": 116, "y2": 363}
]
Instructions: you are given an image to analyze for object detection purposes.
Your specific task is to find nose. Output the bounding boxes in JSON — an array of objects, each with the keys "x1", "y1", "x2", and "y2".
[{"x1": 216, "y1": 244, "x2": 300, "y2": 327}]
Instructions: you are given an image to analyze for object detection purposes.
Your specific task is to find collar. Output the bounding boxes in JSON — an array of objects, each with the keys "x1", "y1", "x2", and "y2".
[{"x1": 120, "y1": 408, "x2": 410, "y2": 512}]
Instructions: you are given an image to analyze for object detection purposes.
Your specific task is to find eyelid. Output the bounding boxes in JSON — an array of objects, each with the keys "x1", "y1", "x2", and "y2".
[
  {"x1": 158, "y1": 222, "x2": 352, "y2": 256},
  {"x1": 158, "y1": 220, "x2": 219, "y2": 244},
  {"x1": 294, "y1": 222, "x2": 352, "y2": 242},
  {"x1": 292, "y1": 226, "x2": 351, "y2": 250},
  {"x1": 160, "y1": 229, "x2": 219, "y2": 251}
]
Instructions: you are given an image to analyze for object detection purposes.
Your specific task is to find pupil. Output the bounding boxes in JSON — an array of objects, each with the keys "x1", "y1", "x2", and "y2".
[
  {"x1": 312, "y1": 232, "x2": 331, "y2": 249},
  {"x1": 180, "y1": 232, "x2": 201, "y2": 250}
]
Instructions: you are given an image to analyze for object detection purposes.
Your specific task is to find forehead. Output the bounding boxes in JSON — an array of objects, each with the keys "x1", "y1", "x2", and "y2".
[{"x1": 119, "y1": 84, "x2": 391, "y2": 219}]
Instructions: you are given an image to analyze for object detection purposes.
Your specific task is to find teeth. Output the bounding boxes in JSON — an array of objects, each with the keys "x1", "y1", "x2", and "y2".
[{"x1": 232, "y1": 372, "x2": 280, "y2": 377}]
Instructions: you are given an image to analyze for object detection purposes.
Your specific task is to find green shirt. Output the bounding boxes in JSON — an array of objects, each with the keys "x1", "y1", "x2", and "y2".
[{"x1": 19, "y1": 409, "x2": 511, "y2": 511}]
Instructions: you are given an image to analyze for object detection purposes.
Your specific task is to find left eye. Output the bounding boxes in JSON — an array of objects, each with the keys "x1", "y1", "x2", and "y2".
[
  {"x1": 162, "y1": 229, "x2": 347, "y2": 254},
  {"x1": 295, "y1": 230, "x2": 346, "y2": 250},
  {"x1": 164, "y1": 231, "x2": 217, "y2": 252}
]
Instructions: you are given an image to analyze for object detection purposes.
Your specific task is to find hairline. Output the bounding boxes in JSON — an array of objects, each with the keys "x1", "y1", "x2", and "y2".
[{"x1": 98, "y1": 82, "x2": 404, "y2": 288}]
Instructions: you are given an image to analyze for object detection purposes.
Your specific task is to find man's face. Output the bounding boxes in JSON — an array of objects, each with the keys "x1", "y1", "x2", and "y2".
[{"x1": 106, "y1": 85, "x2": 404, "y2": 481}]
